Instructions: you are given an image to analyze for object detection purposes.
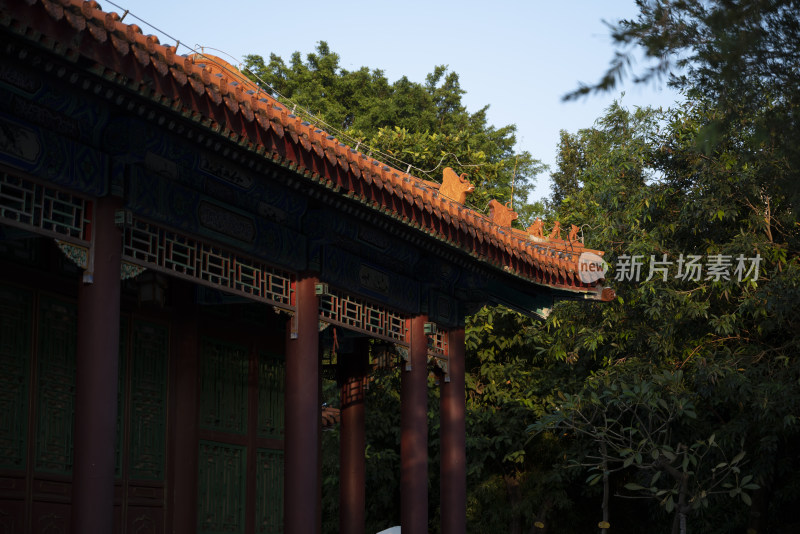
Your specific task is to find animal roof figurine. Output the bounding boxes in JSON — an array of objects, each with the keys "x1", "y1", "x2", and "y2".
[
  {"x1": 568, "y1": 224, "x2": 580, "y2": 242},
  {"x1": 549, "y1": 221, "x2": 562, "y2": 240},
  {"x1": 488, "y1": 199, "x2": 518, "y2": 228},
  {"x1": 527, "y1": 218, "x2": 545, "y2": 239},
  {"x1": 439, "y1": 167, "x2": 475, "y2": 204}
]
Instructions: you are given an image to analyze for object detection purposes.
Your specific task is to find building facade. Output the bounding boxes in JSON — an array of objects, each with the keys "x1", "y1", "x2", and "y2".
[{"x1": 0, "y1": 1, "x2": 612, "y2": 533}]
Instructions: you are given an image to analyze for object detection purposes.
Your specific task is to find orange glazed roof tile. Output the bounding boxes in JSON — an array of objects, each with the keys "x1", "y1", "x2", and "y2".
[{"x1": 3, "y1": 0, "x2": 614, "y2": 302}]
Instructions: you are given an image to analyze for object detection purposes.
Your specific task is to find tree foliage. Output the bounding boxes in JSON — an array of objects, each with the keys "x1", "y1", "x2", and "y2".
[
  {"x1": 243, "y1": 43, "x2": 545, "y2": 224},
  {"x1": 532, "y1": 87, "x2": 800, "y2": 531},
  {"x1": 565, "y1": 0, "x2": 800, "y2": 212},
  {"x1": 530, "y1": 2, "x2": 800, "y2": 527},
  {"x1": 246, "y1": 5, "x2": 800, "y2": 530}
]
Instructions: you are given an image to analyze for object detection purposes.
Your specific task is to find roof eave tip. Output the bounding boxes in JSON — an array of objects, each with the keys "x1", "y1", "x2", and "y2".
[{"x1": 587, "y1": 286, "x2": 615, "y2": 302}]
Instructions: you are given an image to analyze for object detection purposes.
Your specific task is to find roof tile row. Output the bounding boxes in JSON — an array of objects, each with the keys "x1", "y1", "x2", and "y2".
[{"x1": 5, "y1": 0, "x2": 613, "y2": 300}]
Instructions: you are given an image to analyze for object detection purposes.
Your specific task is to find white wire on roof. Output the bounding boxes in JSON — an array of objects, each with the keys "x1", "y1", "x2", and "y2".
[{"x1": 102, "y1": 2, "x2": 489, "y2": 184}]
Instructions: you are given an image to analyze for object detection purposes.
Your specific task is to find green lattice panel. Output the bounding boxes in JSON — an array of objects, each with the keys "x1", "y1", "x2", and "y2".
[
  {"x1": 129, "y1": 320, "x2": 168, "y2": 480},
  {"x1": 256, "y1": 448, "x2": 283, "y2": 534},
  {"x1": 0, "y1": 284, "x2": 32, "y2": 470},
  {"x1": 35, "y1": 295, "x2": 76, "y2": 474},
  {"x1": 121, "y1": 216, "x2": 294, "y2": 308},
  {"x1": 0, "y1": 171, "x2": 92, "y2": 242},
  {"x1": 257, "y1": 354, "x2": 284, "y2": 440},
  {"x1": 318, "y1": 290, "x2": 408, "y2": 345},
  {"x1": 197, "y1": 440, "x2": 246, "y2": 534},
  {"x1": 199, "y1": 338, "x2": 249, "y2": 435}
]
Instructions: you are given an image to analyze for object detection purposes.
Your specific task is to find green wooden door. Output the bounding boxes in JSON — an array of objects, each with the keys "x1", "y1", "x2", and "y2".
[
  {"x1": 0, "y1": 283, "x2": 170, "y2": 533},
  {"x1": 196, "y1": 337, "x2": 284, "y2": 534}
]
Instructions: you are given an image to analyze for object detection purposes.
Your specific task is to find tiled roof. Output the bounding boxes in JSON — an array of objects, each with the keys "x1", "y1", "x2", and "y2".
[{"x1": 3, "y1": 0, "x2": 614, "y2": 301}]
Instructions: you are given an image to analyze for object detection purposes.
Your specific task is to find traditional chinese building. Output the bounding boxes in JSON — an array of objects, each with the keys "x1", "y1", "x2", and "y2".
[{"x1": 0, "y1": 1, "x2": 613, "y2": 533}]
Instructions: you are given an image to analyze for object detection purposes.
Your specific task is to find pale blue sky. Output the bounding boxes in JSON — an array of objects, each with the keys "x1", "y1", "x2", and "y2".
[{"x1": 112, "y1": 1, "x2": 683, "y2": 201}]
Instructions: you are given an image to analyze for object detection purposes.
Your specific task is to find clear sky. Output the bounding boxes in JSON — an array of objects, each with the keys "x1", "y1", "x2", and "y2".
[{"x1": 110, "y1": 0, "x2": 683, "y2": 201}]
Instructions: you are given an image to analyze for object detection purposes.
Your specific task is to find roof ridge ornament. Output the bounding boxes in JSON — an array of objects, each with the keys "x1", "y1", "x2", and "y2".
[
  {"x1": 527, "y1": 218, "x2": 545, "y2": 239},
  {"x1": 528, "y1": 219, "x2": 585, "y2": 248},
  {"x1": 548, "y1": 221, "x2": 562, "y2": 240},
  {"x1": 439, "y1": 167, "x2": 474, "y2": 204},
  {"x1": 568, "y1": 224, "x2": 580, "y2": 243},
  {"x1": 11, "y1": 0, "x2": 613, "y2": 298},
  {"x1": 487, "y1": 199, "x2": 517, "y2": 228}
]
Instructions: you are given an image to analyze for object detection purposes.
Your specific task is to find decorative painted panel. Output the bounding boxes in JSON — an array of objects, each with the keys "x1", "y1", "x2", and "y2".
[
  {"x1": 197, "y1": 441, "x2": 246, "y2": 534},
  {"x1": 0, "y1": 110, "x2": 42, "y2": 172},
  {"x1": 0, "y1": 62, "x2": 109, "y2": 147},
  {"x1": 305, "y1": 208, "x2": 421, "y2": 277},
  {"x1": 125, "y1": 162, "x2": 308, "y2": 272},
  {"x1": 257, "y1": 354, "x2": 284, "y2": 440},
  {"x1": 320, "y1": 246, "x2": 419, "y2": 314},
  {"x1": 105, "y1": 116, "x2": 308, "y2": 236},
  {"x1": 121, "y1": 216, "x2": 294, "y2": 309},
  {"x1": 35, "y1": 296, "x2": 76, "y2": 474},
  {"x1": 129, "y1": 320, "x2": 168, "y2": 480},
  {"x1": 199, "y1": 338, "x2": 249, "y2": 435},
  {"x1": 0, "y1": 64, "x2": 110, "y2": 196},
  {"x1": 255, "y1": 449, "x2": 283, "y2": 534},
  {"x1": 428, "y1": 290, "x2": 459, "y2": 328},
  {"x1": 0, "y1": 284, "x2": 31, "y2": 471},
  {"x1": 0, "y1": 171, "x2": 92, "y2": 244},
  {"x1": 319, "y1": 289, "x2": 408, "y2": 346}
]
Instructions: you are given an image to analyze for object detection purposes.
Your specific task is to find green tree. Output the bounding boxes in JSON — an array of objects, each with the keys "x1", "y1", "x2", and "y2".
[
  {"x1": 534, "y1": 96, "x2": 800, "y2": 533},
  {"x1": 243, "y1": 43, "x2": 545, "y2": 225},
  {"x1": 245, "y1": 42, "x2": 555, "y2": 533},
  {"x1": 566, "y1": 0, "x2": 800, "y2": 213},
  {"x1": 544, "y1": 3, "x2": 800, "y2": 528},
  {"x1": 532, "y1": 363, "x2": 755, "y2": 534},
  {"x1": 465, "y1": 306, "x2": 553, "y2": 534}
]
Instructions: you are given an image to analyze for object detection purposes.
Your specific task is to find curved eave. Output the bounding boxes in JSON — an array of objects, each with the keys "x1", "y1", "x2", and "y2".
[{"x1": 2, "y1": 0, "x2": 613, "y2": 299}]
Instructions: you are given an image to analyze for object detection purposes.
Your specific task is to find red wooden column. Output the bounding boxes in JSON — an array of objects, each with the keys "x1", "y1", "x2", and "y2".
[
  {"x1": 401, "y1": 316, "x2": 429, "y2": 533},
  {"x1": 169, "y1": 281, "x2": 199, "y2": 532},
  {"x1": 441, "y1": 327, "x2": 467, "y2": 534},
  {"x1": 284, "y1": 275, "x2": 320, "y2": 534},
  {"x1": 71, "y1": 196, "x2": 122, "y2": 533},
  {"x1": 339, "y1": 340, "x2": 369, "y2": 534}
]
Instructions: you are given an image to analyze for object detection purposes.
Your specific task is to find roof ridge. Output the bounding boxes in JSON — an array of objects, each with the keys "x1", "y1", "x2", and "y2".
[{"x1": 4, "y1": 0, "x2": 613, "y2": 300}]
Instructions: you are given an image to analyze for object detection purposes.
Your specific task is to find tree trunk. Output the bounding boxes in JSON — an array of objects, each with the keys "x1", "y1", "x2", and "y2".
[
  {"x1": 747, "y1": 483, "x2": 768, "y2": 533},
  {"x1": 747, "y1": 450, "x2": 776, "y2": 534},
  {"x1": 601, "y1": 444, "x2": 610, "y2": 534},
  {"x1": 670, "y1": 472, "x2": 689, "y2": 534},
  {"x1": 504, "y1": 473, "x2": 523, "y2": 534}
]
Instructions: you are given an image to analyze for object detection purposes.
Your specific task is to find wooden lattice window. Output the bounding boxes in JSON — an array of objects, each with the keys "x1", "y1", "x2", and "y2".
[
  {"x1": 0, "y1": 171, "x2": 92, "y2": 244},
  {"x1": 318, "y1": 289, "x2": 408, "y2": 345},
  {"x1": 121, "y1": 215, "x2": 294, "y2": 309}
]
